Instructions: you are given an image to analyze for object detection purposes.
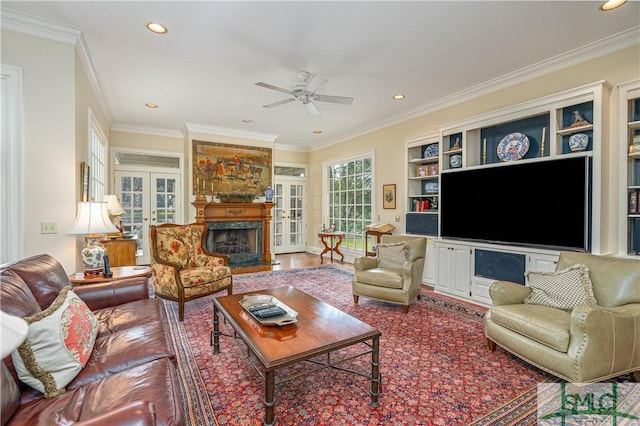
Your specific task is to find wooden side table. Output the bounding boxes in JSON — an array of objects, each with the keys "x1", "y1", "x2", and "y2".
[
  {"x1": 318, "y1": 232, "x2": 344, "y2": 264},
  {"x1": 364, "y1": 230, "x2": 392, "y2": 257},
  {"x1": 69, "y1": 266, "x2": 152, "y2": 286}
]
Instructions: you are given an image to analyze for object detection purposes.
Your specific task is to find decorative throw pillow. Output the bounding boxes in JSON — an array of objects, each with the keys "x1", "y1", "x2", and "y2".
[
  {"x1": 524, "y1": 264, "x2": 597, "y2": 310},
  {"x1": 11, "y1": 286, "x2": 99, "y2": 398},
  {"x1": 377, "y1": 242, "x2": 409, "y2": 269}
]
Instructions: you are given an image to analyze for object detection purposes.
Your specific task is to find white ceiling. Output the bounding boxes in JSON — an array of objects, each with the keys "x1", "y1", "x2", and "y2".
[{"x1": 2, "y1": 1, "x2": 639, "y2": 150}]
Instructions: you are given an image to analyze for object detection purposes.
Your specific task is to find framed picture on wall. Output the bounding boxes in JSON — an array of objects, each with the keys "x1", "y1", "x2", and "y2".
[
  {"x1": 80, "y1": 162, "x2": 90, "y2": 201},
  {"x1": 383, "y1": 184, "x2": 396, "y2": 209},
  {"x1": 192, "y1": 140, "x2": 273, "y2": 196}
]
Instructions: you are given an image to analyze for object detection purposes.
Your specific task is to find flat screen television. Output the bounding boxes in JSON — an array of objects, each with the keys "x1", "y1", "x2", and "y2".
[{"x1": 440, "y1": 156, "x2": 590, "y2": 251}]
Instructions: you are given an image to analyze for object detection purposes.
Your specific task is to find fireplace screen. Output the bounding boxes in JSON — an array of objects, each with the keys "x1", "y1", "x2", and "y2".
[{"x1": 207, "y1": 221, "x2": 262, "y2": 268}]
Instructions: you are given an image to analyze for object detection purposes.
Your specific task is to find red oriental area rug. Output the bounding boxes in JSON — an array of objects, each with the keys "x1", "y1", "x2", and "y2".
[{"x1": 162, "y1": 265, "x2": 553, "y2": 425}]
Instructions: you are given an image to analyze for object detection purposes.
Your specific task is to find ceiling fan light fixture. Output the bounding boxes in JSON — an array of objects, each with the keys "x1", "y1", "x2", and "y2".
[
  {"x1": 146, "y1": 22, "x2": 168, "y2": 34},
  {"x1": 600, "y1": 0, "x2": 626, "y2": 10}
]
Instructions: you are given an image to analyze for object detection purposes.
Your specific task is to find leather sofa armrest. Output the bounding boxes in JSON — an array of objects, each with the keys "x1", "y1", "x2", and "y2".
[
  {"x1": 489, "y1": 280, "x2": 532, "y2": 306},
  {"x1": 354, "y1": 257, "x2": 378, "y2": 272},
  {"x1": 74, "y1": 401, "x2": 156, "y2": 426},
  {"x1": 73, "y1": 278, "x2": 150, "y2": 311}
]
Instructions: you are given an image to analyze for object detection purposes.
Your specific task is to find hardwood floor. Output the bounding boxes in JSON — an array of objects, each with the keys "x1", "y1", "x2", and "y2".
[{"x1": 271, "y1": 252, "x2": 354, "y2": 271}]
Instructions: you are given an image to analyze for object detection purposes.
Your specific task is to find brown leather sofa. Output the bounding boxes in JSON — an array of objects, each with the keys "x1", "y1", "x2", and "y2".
[
  {"x1": 1, "y1": 254, "x2": 184, "y2": 425},
  {"x1": 485, "y1": 251, "x2": 640, "y2": 383}
]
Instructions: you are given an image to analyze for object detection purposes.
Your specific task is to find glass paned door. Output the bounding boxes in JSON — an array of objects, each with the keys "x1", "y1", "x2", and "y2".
[
  {"x1": 273, "y1": 177, "x2": 306, "y2": 253},
  {"x1": 115, "y1": 171, "x2": 180, "y2": 264}
]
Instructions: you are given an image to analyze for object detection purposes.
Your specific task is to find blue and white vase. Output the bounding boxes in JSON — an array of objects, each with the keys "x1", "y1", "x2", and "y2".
[{"x1": 265, "y1": 185, "x2": 274, "y2": 202}]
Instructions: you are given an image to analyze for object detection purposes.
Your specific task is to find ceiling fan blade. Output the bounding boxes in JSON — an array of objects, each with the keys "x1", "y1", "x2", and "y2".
[
  {"x1": 255, "y1": 82, "x2": 292, "y2": 95},
  {"x1": 303, "y1": 101, "x2": 320, "y2": 117},
  {"x1": 262, "y1": 98, "x2": 296, "y2": 108},
  {"x1": 313, "y1": 94, "x2": 354, "y2": 105},
  {"x1": 305, "y1": 75, "x2": 328, "y2": 93}
]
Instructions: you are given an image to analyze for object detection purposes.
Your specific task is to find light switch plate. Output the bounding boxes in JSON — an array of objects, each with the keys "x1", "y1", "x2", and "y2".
[{"x1": 41, "y1": 222, "x2": 57, "y2": 234}]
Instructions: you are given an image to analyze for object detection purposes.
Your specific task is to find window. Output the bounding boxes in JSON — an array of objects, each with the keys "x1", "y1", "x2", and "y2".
[
  {"x1": 325, "y1": 153, "x2": 373, "y2": 252},
  {"x1": 88, "y1": 108, "x2": 107, "y2": 201}
]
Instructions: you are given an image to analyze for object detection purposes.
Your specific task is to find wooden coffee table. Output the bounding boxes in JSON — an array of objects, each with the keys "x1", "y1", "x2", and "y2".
[{"x1": 212, "y1": 286, "x2": 381, "y2": 426}]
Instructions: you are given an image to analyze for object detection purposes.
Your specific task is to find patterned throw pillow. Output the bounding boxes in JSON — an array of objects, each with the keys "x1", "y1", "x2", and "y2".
[
  {"x1": 377, "y1": 242, "x2": 409, "y2": 269},
  {"x1": 11, "y1": 286, "x2": 99, "y2": 398},
  {"x1": 524, "y1": 264, "x2": 598, "y2": 310}
]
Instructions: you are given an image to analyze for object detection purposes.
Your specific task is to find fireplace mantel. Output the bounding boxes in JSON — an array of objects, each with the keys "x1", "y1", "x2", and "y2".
[{"x1": 193, "y1": 201, "x2": 275, "y2": 272}]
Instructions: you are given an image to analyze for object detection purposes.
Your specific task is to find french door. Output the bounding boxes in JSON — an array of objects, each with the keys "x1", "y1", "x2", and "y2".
[
  {"x1": 114, "y1": 171, "x2": 181, "y2": 264},
  {"x1": 273, "y1": 177, "x2": 306, "y2": 253}
]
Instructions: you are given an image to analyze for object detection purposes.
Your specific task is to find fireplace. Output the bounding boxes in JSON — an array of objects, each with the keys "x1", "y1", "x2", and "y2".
[
  {"x1": 207, "y1": 221, "x2": 262, "y2": 268},
  {"x1": 193, "y1": 201, "x2": 274, "y2": 273}
]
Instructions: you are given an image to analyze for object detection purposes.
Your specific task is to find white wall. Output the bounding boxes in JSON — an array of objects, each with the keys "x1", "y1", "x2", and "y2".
[{"x1": 2, "y1": 30, "x2": 78, "y2": 272}]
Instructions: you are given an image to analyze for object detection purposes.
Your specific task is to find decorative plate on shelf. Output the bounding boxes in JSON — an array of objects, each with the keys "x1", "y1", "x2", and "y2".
[
  {"x1": 449, "y1": 154, "x2": 462, "y2": 168},
  {"x1": 423, "y1": 181, "x2": 439, "y2": 194},
  {"x1": 423, "y1": 144, "x2": 439, "y2": 159},
  {"x1": 568, "y1": 133, "x2": 589, "y2": 152},
  {"x1": 497, "y1": 133, "x2": 530, "y2": 161}
]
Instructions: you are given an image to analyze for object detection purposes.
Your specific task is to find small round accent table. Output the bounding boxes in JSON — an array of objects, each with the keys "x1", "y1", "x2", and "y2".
[
  {"x1": 318, "y1": 232, "x2": 344, "y2": 264},
  {"x1": 68, "y1": 265, "x2": 152, "y2": 286}
]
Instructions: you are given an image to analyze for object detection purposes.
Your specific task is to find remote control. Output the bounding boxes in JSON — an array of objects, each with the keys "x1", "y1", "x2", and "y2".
[
  {"x1": 254, "y1": 306, "x2": 287, "y2": 319},
  {"x1": 248, "y1": 303, "x2": 275, "y2": 313}
]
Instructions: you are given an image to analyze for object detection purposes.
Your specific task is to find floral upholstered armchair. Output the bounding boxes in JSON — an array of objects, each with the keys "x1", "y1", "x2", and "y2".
[{"x1": 149, "y1": 223, "x2": 232, "y2": 321}]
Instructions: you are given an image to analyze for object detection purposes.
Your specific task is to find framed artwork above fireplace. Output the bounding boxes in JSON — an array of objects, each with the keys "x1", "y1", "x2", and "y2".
[{"x1": 192, "y1": 140, "x2": 272, "y2": 196}]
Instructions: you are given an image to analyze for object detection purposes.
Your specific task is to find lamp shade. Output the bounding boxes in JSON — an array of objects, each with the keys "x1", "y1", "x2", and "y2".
[
  {"x1": 103, "y1": 194, "x2": 124, "y2": 216},
  {"x1": 67, "y1": 202, "x2": 119, "y2": 235},
  {"x1": 0, "y1": 311, "x2": 28, "y2": 358}
]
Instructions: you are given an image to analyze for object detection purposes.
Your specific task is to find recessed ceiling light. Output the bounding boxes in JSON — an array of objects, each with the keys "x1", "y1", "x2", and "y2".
[
  {"x1": 145, "y1": 103, "x2": 158, "y2": 109},
  {"x1": 313, "y1": 130, "x2": 322, "y2": 134},
  {"x1": 146, "y1": 22, "x2": 168, "y2": 34},
  {"x1": 600, "y1": 0, "x2": 626, "y2": 10},
  {"x1": 242, "y1": 119, "x2": 253, "y2": 124},
  {"x1": 393, "y1": 94, "x2": 405, "y2": 100}
]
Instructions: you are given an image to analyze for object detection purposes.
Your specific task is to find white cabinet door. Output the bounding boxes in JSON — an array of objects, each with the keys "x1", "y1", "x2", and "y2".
[
  {"x1": 527, "y1": 253, "x2": 558, "y2": 273},
  {"x1": 436, "y1": 243, "x2": 471, "y2": 298}
]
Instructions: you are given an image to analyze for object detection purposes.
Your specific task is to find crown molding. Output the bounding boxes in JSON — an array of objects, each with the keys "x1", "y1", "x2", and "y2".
[
  {"x1": 183, "y1": 122, "x2": 278, "y2": 143},
  {"x1": 274, "y1": 142, "x2": 311, "y2": 153},
  {"x1": 2, "y1": 9, "x2": 114, "y2": 127},
  {"x1": 0, "y1": 9, "x2": 80, "y2": 44},
  {"x1": 319, "y1": 26, "x2": 640, "y2": 149},
  {"x1": 111, "y1": 124, "x2": 184, "y2": 138}
]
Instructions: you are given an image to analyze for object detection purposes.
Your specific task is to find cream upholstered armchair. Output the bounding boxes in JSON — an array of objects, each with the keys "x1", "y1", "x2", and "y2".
[
  {"x1": 485, "y1": 251, "x2": 640, "y2": 383},
  {"x1": 149, "y1": 223, "x2": 232, "y2": 321},
  {"x1": 352, "y1": 235, "x2": 426, "y2": 313}
]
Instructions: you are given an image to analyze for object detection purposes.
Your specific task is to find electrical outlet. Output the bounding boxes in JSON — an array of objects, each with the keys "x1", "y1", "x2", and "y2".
[{"x1": 41, "y1": 222, "x2": 57, "y2": 234}]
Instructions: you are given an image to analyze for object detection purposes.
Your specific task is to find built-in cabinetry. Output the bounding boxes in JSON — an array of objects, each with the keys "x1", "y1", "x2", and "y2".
[
  {"x1": 439, "y1": 81, "x2": 610, "y2": 254},
  {"x1": 435, "y1": 242, "x2": 471, "y2": 299},
  {"x1": 405, "y1": 133, "x2": 440, "y2": 236},
  {"x1": 405, "y1": 134, "x2": 439, "y2": 286},
  {"x1": 435, "y1": 240, "x2": 559, "y2": 306},
  {"x1": 405, "y1": 81, "x2": 613, "y2": 305},
  {"x1": 618, "y1": 80, "x2": 640, "y2": 258}
]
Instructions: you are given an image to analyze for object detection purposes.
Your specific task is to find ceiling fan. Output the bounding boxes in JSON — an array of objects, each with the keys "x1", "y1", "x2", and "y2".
[{"x1": 255, "y1": 71, "x2": 353, "y2": 117}]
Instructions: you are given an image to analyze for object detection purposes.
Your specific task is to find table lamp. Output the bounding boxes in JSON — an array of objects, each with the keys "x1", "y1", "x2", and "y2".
[
  {"x1": 0, "y1": 311, "x2": 28, "y2": 358},
  {"x1": 103, "y1": 194, "x2": 124, "y2": 237},
  {"x1": 67, "y1": 201, "x2": 119, "y2": 275}
]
